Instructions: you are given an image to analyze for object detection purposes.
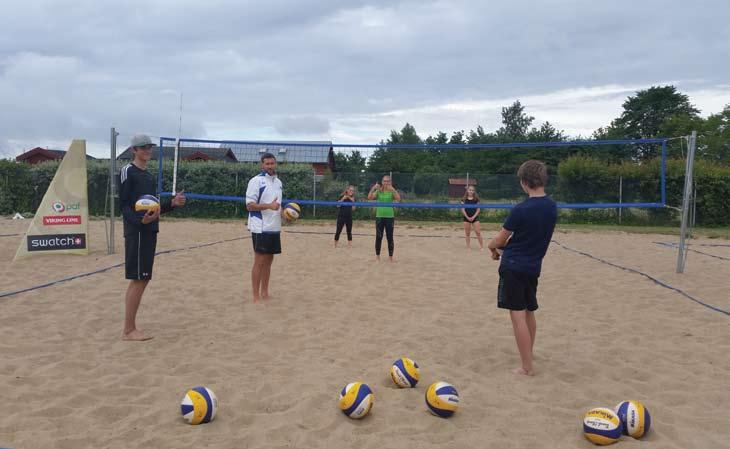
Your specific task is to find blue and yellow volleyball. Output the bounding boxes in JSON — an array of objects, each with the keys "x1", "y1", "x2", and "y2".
[
  {"x1": 390, "y1": 357, "x2": 420, "y2": 388},
  {"x1": 135, "y1": 194, "x2": 160, "y2": 213},
  {"x1": 284, "y1": 202, "x2": 301, "y2": 220},
  {"x1": 615, "y1": 400, "x2": 651, "y2": 439},
  {"x1": 425, "y1": 381, "x2": 459, "y2": 418},
  {"x1": 583, "y1": 407, "x2": 622, "y2": 445},
  {"x1": 338, "y1": 382, "x2": 374, "y2": 419},
  {"x1": 180, "y1": 386, "x2": 218, "y2": 425}
]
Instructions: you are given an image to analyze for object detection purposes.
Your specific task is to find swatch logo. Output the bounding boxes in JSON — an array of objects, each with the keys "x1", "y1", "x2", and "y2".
[{"x1": 27, "y1": 234, "x2": 86, "y2": 251}]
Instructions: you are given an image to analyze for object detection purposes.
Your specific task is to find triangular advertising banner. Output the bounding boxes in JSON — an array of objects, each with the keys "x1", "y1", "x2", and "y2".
[{"x1": 14, "y1": 140, "x2": 90, "y2": 260}]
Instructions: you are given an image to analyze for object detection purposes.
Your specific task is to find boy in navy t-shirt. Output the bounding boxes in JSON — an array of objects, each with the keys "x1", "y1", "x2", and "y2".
[{"x1": 487, "y1": 160, "x2": 557, "y2": 376}]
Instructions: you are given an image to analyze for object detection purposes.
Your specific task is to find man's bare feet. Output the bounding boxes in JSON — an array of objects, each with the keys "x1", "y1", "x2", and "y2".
[
  {"x1": 514, "y1": 367, "x2": 534, "y2": 376},
  {"x1": 122, "y1": 329, "x2": 153, "y2": 341},
  {"x1": 389, "y1": 257, "x2": 396, "y2": 263}
]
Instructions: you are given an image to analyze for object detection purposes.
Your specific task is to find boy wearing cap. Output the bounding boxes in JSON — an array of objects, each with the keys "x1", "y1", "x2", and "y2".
[{"x1": 119, "y1": 134, "x2": 186, "y2": 341}]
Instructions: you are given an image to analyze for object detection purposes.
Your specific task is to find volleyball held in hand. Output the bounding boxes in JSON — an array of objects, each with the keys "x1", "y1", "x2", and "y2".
[
  {"x1": 615, "y1": 400, "x2": 651, "y2": 439},
  {"x1": 338, "y1": 382, "x2": 374, "y2": 419},
  {"x1": 283, "y1": 202, "x2": 301, "y2": 221},
  {"x1": 135, "y1": 194, "x2": 160, "y2": 213},
  {"x1": 425, "y1": 381, "x2": 459, "y2": 418},
  {"x1": 180, "y1": 386, "x2": 218, "y2": 425},
  {"x1": 390, "y1": 357, "x2": 420, "y2": 388},
  {"x1": 583, "y1": 407, "x2": 622, "y2": 445}
]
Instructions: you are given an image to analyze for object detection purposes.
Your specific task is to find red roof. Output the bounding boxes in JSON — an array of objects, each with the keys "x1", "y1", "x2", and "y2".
[{"x1": 16, "y1": 147, "x2": 63, "y2": 163}]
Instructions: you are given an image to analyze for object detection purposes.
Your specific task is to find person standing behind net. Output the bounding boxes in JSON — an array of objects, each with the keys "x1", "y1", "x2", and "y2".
[
  {"x1": 119, "y1": 134, "x2": 186, "y2": 341},
  {"x1": 368, "y1": 175, "x2": 401, "y2": 262},
  {"x1": 461, "y1": 185, "x2": 484, "y2": 250},
  {"x1": 487, "y1": 160, "x2": 557, "y2": 376},
  {"x1": 245, "y1": 152, "x2": 283, "y2": 303},
  {"x1": 334, "y1": 185, "x2": 356, "y2": 248}
]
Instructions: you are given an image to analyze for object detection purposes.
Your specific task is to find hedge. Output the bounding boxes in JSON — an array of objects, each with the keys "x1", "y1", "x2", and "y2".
[{"x1": 1, "y1": 157, "x2": 728, "y2": 225}]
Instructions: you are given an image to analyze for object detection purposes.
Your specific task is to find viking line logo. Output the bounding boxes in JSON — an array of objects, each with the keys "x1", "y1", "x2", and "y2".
[{"x1": 51, "y1": 201, "x2": 80, "y2": 213}]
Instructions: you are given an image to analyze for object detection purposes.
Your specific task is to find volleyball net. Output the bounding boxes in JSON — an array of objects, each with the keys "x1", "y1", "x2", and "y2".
[{"x1": 153, "y1": 136, "x2": 670, "y2": 219}]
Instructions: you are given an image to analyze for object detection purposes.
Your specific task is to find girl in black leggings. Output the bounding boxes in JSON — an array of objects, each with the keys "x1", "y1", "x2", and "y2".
[
  {"x1": 368, "y1": 175, "x2": 401, "y2": 262},
  {"x1": 334, "y1": 185, "x2": 356, "y2": 248}
]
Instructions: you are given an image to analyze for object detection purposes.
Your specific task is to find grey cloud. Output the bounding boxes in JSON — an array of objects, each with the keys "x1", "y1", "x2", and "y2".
[
  {"x1": 275, "y1": 116, "x2": 330, "y2": 135},
  {"x1": 0, "y1": 0, "x2": 728, "y2": 157}
]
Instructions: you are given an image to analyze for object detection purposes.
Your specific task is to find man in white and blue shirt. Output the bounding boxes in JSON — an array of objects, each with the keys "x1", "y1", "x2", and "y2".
[{"x1": 245, "y1": 152, "x2": 283, "y2": 302}]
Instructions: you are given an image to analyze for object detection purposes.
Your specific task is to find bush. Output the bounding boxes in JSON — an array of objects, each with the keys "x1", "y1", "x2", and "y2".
[
  {"x1": 2, "y1": 157, "x2": 728, "y2": 225},
  {"x1": 557, "y1": 156, "x2": 730, "y2": 226}
]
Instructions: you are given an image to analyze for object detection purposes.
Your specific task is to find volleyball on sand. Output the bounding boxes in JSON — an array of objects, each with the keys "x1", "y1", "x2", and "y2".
[
  {"x1": 180, "y1": 386, "x2": 218, "y2": 425},
  {"x1": 338, "y1": 382, "x2": 374, "y2": 419},
  {"x1": 390, "y1": 357, "x2": 420, "y2": 388},
  {"x1": 425, "y1": 381, "x2": 459, "y2": 418},
  {"x1": 583, "y1": 407, "x2": 622, "y2": 445}
]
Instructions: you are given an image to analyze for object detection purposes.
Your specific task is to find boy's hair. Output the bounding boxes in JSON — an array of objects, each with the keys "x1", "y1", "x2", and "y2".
[
  {"x1": 517, "y1": 160, "x2": 548, "y2": 188},
  {"x1": 260, "y1": 152, "x2": 276, "y2": 162},
  {"x1": 462, "y1": 186, "x2": 480, "y2": 202}
]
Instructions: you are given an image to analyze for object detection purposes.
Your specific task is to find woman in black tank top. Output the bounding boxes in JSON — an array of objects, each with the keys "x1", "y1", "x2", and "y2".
[
  {"x1": 461, "y1": 185, "x2": 483, "y2": 250},
  {"x1": 334, "y1": 185, "x2": 356, "y2": 247}
]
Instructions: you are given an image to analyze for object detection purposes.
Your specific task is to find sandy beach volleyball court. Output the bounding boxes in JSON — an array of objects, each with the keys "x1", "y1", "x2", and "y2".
[{"x1": 1, "y1": 217, "x2": 728, "y2": 448}]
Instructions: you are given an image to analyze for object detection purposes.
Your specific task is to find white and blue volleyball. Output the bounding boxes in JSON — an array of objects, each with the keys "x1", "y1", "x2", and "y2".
[
  {"x1": 284, "y1": 202, "x2": 301, "y2": 220},
  {"x1": 180, "y1": 386, "x2": 218, "y2": 425},
  {"x1": 338, "y1": 382, "x2": 374, "y2": 419},
  {"x1": 583, "y1": 407, "x2": 622, "y2": 445},
  {"x1": 390, "y1": 357, "x2": 420, "y2": 388},
  {"x1": 615, "y1": 400, "x2": 651, "y2": 439},
  {"x1": 425, "y1": 381, "x2": 459, "y2": 418},
  {"x1": 135, "y1": 194, "x2": 160, "y2": 213}
]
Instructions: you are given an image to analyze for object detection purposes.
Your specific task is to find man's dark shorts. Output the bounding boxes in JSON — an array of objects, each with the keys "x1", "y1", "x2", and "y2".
[
  {"x1": 497, "y1": 267, "x2": 539, "y2": 311},
  {"x1": 125, "y1": 232, "x2": 157, "y2": 280},
  {"x1": 252, "y1": 232, "x2": 281, "y2": 254}
]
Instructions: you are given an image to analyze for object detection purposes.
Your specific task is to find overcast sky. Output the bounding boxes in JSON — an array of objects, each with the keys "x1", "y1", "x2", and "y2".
[{"x1": 1, "y1": 0, "x2": 728, "y2": 158}]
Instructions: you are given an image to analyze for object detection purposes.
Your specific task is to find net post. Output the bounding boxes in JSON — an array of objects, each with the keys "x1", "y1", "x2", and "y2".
[
  {"x1": 661, "y1": 139, "x2": 667, "y2": 205},
  {"x1": 312, "y1": 167, "x2": 316, "y2": 218},
  {"x1": 108, "y1": 127, "x2": 118, "y2": 254},
  {"x1": 677, "y1": 131, "x2": 697, "y2": 273},
  {"x1": 157, "y1": 137, "x2": 164, "y2": 196},
  {"x1": 172, "y1": 138, "x2": 180, "y2": 195},
  {"x1": 618, "y1": 175, "x2": 623, "y2": 225}
]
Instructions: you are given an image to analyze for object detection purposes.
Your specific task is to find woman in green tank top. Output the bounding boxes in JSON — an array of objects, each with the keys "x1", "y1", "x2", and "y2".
[{"x1": 368, "y1": 175, "x2": 401, "y2": 261}]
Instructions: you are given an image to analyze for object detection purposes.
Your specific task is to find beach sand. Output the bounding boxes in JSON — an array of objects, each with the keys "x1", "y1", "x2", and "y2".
[{"x1": 1, "y1": 217, "x2": 728, "y2": 449}]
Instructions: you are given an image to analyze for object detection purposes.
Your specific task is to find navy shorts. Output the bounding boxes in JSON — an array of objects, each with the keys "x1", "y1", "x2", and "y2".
[
  {"x1": 252, "y1": 232, "x2": 281, "y2": 254},
  {"x1": 497, "y1": 267, "x2": 539, "y2": 311},
  {"x1": 125, "y1": 232, "x2": 157, "y2": 280}
]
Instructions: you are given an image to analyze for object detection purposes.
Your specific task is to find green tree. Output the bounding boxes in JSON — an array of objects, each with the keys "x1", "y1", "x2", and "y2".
[
  {"x1": 657, "y1": 104, "x2": 730, "y2": 163},
  {"x1": 368, "y1": 123, "x2": 424, "y2": 174},
  {"x1": 614, "y1": 85, "x2": 699, "y2": 138},
  {"x1": 333, "y1": 150, "x2": 366, "y2": 174},
  {"x1": 700, "y1": 105, "x2": 730, "y2": 162},
  {"x1": 604, "y1": 85, "x2": 700, "y2": 160},
  {"x1": 497, "y1": 100, "x2": 534, "y2": 141}
]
